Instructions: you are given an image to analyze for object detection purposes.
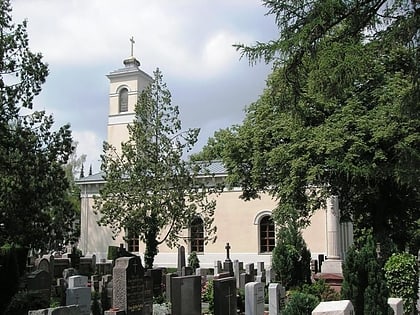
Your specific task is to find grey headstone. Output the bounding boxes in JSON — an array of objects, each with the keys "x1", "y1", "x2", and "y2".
[
  {"x1": 165, "y1": 273, "x2": 176, "y2": 302},
  {"x1": 171, "y1": 275, "x2": 201, "y2": 315},
  {"x1": 265, "y1": 267, "x2": 276, "y2": 285},
  {"x1": 240, "y1": 272, "x2": 253, "y2": 290},
  {"x1": 312, "y1": 300, "x2": 354, "y2": 314},
  {"x1": 213, "y1": 276, "x2": 237, "y2": 315},
  {"x1": 268, "y1": 283, "x2": 286, "y2": 315},
  {"x1": 177, "y1": 246, "x2": 186, "y2": 275},
  {"x1": 182, "y1": 266, "x2": 193, "y2": 276},
  {"x1": 214, "y1": 260, "x2": 222, "y2": 275},
  {"x1": 66, "y1": 287, "x2": 91, "y2": 315},
  {"x1": 113, "y1": 256, "x2": 145, "y2": 315},
  {"x1": 245, "y1": 263, "x2": 255, "y2": 280},
  {"x1": 388, "y1": 298, "x2": 403, "y2": 315},
  {"x1": 233, "y1": 260, "x2": 241, "y2": 288},
  {"x1": 245, "y1": 282, "x2": 264, "y2": 315},
  {"x1": 67, "y1": 275, "x2": 88, "y2": 288}
]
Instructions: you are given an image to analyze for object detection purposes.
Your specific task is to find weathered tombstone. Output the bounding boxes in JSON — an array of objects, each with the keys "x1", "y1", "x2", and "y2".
[
  {"x1": 113, "y1": 256, "x2": 145, "y2": 315},
  {"x1": 143, "y1": 275, "x2": 153, "y2": 315},
  {"x1": 63, "y1": 267, "x2": 78, "y2": 280},
  {"x1": 182, "y1": 266, "x2": 193, "y2": 276},
  {"x1": 245, "y1": 282, "x2": 264, "y2": 315},
  {"x1": 37, "y1": 258, "x2": 50, "y2": 273},
  {"x1": 268, "y1": 283, "x2": 286, "y2": 315},
  {"x1": 26, "y1": 269, "x2": 51, "y2": 305},
  {"x1": 28, "y1": 305, "x2": 80, "y2": 315},
  {"x1": 68, "y1": 275, "x2": 88, "y2": 288},
  {"x1": 214, "y1": 260, "x2": 222, "y2": 275},
  {"x1": 388, "y1": 298, "x2": 403, "y2": 315},
  {"x1": 240, "y1": 272, "x2": 253, "y2": 290},
  {"x1": 312, "y1": 300, "x2": 354, "y2": 315},
  {"x1": 165, "y1": 273, "x2": 177, "y2": 302},
  {"x1": 54, "y1": 258, "x2": 71, "y2": 278},
  {"x1": 171, "y1": 275, "x2": 202, "y2": 315},
  {"x1": 213, "y1": 276, "x2": 237, "y2": 315},
  {"x1": 177, "y1": 246, "x2": 186, "y2": 275},
  {"x1": 233, "y1": 260, "x2": 241, "y2": 287},
  {"x1": 66, "y1": 275, "x2": 91, "y2": 315},
  {"x1": 146, "y1": 268, "x2": 163, "y2": 297},
  {"x1": 223, "y1": 243, "x2": 234, "y2": 276},
  {"x1": 245, "y1": 263, "x2": 255, "y2": 281},
  {"x1": 265, "y1": 267, "x2": 276, "y2": 285}
]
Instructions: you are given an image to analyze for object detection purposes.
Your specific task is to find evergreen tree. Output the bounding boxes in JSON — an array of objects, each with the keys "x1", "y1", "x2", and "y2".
[
  {"x1": 341, "y1": 232, "x2": 390, "y2": 314},
  {"x1": 272, "y1": 214, "x2": 311, "y2": 289},
  {"x1": 95, "y1": 68, "x2": 217, "y2": 269},
  {"x1": 0, "y1": 0, "x2": 74, "y2": 250}
]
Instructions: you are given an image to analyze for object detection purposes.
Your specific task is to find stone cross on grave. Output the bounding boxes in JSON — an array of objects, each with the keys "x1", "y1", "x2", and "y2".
[
  {"x1": 225, "y1": 243, "x2": 231, "y2": 262},
  {"x1": 130, "y1": 36, "x2": 135, "y2": 56}
]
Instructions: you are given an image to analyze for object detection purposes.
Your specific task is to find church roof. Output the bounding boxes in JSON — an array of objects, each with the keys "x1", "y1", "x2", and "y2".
[{"x1": 76, "y1": 160, "x2": 227, "y2": 185}]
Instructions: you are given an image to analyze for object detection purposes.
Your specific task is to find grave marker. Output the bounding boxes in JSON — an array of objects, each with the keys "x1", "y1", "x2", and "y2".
[
  {"x1": 268, "y1": 283, "x2": 286, "y2": 315},
  {"x1": 177, "y1": 246, "x2": 186, "y2": 275},
  {"x1": 388, "y1": 298, "x2": 403, "y2": 315},
  {"x1": 171, "y1": 275, "x2": 201, "y2": 315},
  {"x1": 113, "y1": 256, "x2": 145, "y2": 315},
  {"x1": 214, "y1": 276, "x2": 237, "y2": 315},
  {"x1": 312, "y1": 300, "x2": 354, "y2": 315},
  {"x1": 66, "y1": 275, "x2": 91, "y2": 315},
  {"x1": 245, "y1": 282, "x2": 264, "y2": 315}
]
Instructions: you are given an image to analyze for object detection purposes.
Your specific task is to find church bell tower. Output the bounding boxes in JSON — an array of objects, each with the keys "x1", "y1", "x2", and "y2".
[{"x1": 106, "y1": 38, "x2": 153, "y2": 151}]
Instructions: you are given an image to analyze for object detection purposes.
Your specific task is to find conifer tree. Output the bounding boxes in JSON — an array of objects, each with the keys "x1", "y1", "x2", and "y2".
[{"x1": 95, "y1": 68, "x2": 217, "y2": 269}]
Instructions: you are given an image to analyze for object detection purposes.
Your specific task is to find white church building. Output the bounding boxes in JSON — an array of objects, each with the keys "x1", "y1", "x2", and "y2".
[{"x1": 76, "y1": 53, "x2": 353, "y2": 271}]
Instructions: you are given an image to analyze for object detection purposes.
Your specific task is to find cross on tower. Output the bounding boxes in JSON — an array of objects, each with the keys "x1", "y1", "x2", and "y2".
[{"x1": 130, "y1": 36, "x2": 135, "y2": 56}]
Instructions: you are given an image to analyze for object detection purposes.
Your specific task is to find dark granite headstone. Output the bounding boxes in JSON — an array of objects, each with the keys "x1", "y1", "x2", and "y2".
[
  {"x1": 171, "y1": 275, "x2": 201, "y2": 315},
  {"x1": 213, "y1": 276, "x2": 237, "y2": 315},
  {"x1": 26, "y1": 269, "x2": 51, "y2": 303},
  {"x1": 146, "y1": 268, "x2": 163, "y2": 297},
  {"x1": 113, "y1": 256, "x2": 145, "y2": 315}
]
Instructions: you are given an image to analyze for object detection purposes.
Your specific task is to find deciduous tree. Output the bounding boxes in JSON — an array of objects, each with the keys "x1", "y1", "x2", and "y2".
[{"x1": 0, "y1": 0, "x2": 74, "y2": 250}]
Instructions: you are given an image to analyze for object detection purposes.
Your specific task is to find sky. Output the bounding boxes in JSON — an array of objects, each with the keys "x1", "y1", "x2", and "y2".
[{"x1": 12, "y1": 0, "x2": 277, "y2": 173}]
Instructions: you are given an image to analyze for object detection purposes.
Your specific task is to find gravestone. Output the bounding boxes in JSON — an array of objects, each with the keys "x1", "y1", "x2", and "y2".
[
  {"x1": 177, "y1": 246, "x2": 186, "y2": 275},
  {"x1": 223, "y1": 243, "x2": 234, "y2": 276},
  {"x1": 214, "y1": 260, "x2": 222, "y2": 275},
  {"x1": 268, "y1": 283, "x2": 286, "y2": 315},
  {"x1": 143, "y1": 275, "x2": 153, "y2": 315},
  {"x1": 245, "y1": 282, "x2": 264, "y2": 315},
  {"x1": 37, "y1": 258, "x2": 50, "y2": 273},
  {"x1": 146, "y1": 268, "x2": 163, "y2": 297},
  {"x1": 26, "y1": 269, "x2": 51, "y2": 304},
  {"x1": 66, "y1": 275, "x2": 91, "y2": 315},
  {"x1": 165, "y1": 273, "x2": 176, "y2": 302},
  {"x1": 171, "y1": 275, "x2": 201, "y2": 315},
  {"x1": 182, "y1": 266, "x2": 193, "y2": 276},
  {"x1": 28, "y1": 305, "x2": 80, "y2": 315},
  {"x1": 213, "y1": 276, "x2": 237, "y2": 315},
  {"x1": 240, "y1": 272, "x2": 253, "y2": 290},
  {"x1": 113, "y1": 256, "x2": 145, "y2": 315},
  {"x1": 312, "y1": 300, "x2": 354, "y2": 315},
  {"x1": 233, "y1": 260, "x2": 241, "y2": 288},
  {"x1": 54, "y1": 258, "x2": 71, "y2": 278},
  {"x1": 388, "y1": 298, "x2": 403, "y2": 315},
  {"x1": 245, "y1": 263, "x2": 255, "y2": 281},
  {"x1": 265, "y1": 267, "x2": 276, "y2": 285}
]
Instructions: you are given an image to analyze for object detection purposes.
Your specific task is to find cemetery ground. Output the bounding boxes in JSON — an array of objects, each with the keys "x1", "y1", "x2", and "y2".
[{"x1": 0, "y1": 243, "x2": 417, "y2": 315}]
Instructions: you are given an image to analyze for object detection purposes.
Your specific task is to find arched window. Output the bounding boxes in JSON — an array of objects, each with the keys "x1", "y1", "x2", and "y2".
[
  {"x1": 190, "y1": 217, "x2": 204, "y2": 253},
  {"x1": 119, "y1": 88, "x2": 128, "y2": 112},
  {"x1": 260, "y1": 216, "x2": 275, "y2": 253}
]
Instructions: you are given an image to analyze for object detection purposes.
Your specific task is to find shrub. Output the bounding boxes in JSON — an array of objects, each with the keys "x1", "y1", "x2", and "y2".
[
  {"x1": 202, "y1": 279, "x2": 214, "y2": 314},
  {"x1": 272, "y1": 221, "x2": 311, "y2": 290},
  {"x1": 300, "y1": 279, "x2": 340, "y2": 301},
  {"x1": 341, "y1": 233, "x2": 390, "y2": 314},
  {"x1": 188, "y1": 251, "x2": 200, "y2": 272},
  {"x1": 384, "y1": 252, "x2": 418, "y2": 314},
  {"x1": 283, "y1": 291, "x2": 319, "y2": 315}
]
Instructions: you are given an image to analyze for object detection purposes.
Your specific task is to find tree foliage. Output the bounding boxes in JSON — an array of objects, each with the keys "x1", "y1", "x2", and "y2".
[
  {"x1": 341, "y1": 232, "x2": 390, "y2": 314},
  {"x1": 272, "y1": 215, "x2": 311, "y2": 290},
  {"x1": 198, "y1": 0, "x2": 419, "y2": 248},
  {"x1": 0, "y1": 0, "x2": 75, "y2": 250},
  {"x1": 384, "y1": 252, "x2": 418, "y2": 314},
  {"x1": 94, "y1": 68, "x2": 217, "y2": 269}
]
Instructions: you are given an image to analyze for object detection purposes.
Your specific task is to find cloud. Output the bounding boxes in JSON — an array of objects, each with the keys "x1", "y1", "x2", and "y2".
[{"x1": 72, "y1": 130, "x2": 103, "y2": 173}]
